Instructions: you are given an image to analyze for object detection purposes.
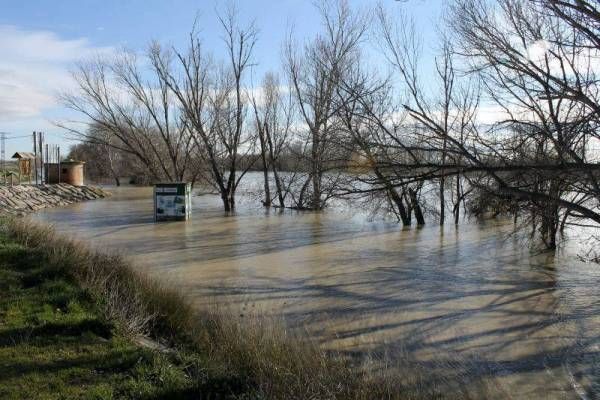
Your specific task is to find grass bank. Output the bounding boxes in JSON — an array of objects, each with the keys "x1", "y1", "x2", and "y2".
[
  {"x1": 0, "y1": 224, "x2": 205, "y2": 399},
  {"x1": 0, "y1": 218, "x2": 490, "y2": 399}
]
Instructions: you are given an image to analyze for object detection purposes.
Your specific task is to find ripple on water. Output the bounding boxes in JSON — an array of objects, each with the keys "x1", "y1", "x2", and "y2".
[{"x1": 32, "y1": 184, "x2": 600, "y2": 399}]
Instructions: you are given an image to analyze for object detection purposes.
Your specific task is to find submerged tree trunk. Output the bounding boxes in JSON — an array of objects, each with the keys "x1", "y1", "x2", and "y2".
[
  {"x1": 265, "y1": 124, "x2": 285, "y2": 208},
  {"x1": 373, "y1": 168, "x2": 410, "y2": 225},
  {"x1": 311, "y1": 130, "x2": 322, "y2": 210},
  {"x1": 271, "y1": 166, "x2": 285, "y2": 208},
  {"x1": 260, "y1": 147, "x2": 271, "y2": 207},
  {"x1": 107, "y1": 152, "x2": 120, "y2": 186},
  {"x1": 540, "y1": 206, "x2": 558, "y2": 250},
  {"x1": 221, "y1": 193, "x2": 232, "y2": 212},
  {"x1": 388, "y1": 186, "x2": 410, "y2": 226},
  {"x1": 262, "y1": 169, "x2": 271, "y2": 206},
  {"x1": 440, "y1": 177, "x2": 445, "y2": 225},
  {"x1": 257, "y1": 119, "x2": 271, "y2": 207},
  {"x1": 222, "y1": 195, "x2": 235, "y2": 212},
  {"x1": 453, "y1": 175, "x2": 461, "y2": 224},
  {"x1": 409, "y1": 187, "x2": 425, "y2": 225},
  {"x1": 541, "y1": 183, "x2": 560, "y2": 250}
]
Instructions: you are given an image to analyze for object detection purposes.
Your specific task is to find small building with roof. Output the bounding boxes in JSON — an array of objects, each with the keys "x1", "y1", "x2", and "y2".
[{"x1": 11, "y1": 152, "x2": 35, "y2": 183}]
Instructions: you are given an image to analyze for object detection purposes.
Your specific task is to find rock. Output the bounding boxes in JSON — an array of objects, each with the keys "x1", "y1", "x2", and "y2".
[{"x1": 0, "y1": 184, "x2": 110, "y2": 216}]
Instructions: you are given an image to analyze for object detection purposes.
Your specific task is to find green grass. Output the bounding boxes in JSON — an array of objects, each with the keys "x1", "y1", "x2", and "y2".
[{"x1": 0, "y1": 230, "x2": 242, "y2": 399}]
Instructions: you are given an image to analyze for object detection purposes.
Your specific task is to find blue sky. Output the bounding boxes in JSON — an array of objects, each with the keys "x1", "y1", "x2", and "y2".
[{"x1": 0, "y1": 0, "x2": 443, "y2": 157}]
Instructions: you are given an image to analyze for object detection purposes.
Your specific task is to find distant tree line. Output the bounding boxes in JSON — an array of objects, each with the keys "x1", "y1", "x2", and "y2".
[{"x1": 62, "y1": 0, "x2": 600, "y2": 250}]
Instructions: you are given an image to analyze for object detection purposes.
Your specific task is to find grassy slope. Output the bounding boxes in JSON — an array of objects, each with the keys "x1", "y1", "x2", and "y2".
[{"x1": 0, "y1": 232, "x2": 231, "y2": 399}]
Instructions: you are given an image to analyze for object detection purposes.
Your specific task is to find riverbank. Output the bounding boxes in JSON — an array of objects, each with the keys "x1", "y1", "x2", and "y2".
[
  {"x1": 0, "y1": 184, "x2": 109, "y2": 216},
  {"x1": 0, "y1": 229, "x2": 202, "y2": 398},
  {"x1": 0, "y1": 217, "x2": 491, "y2": 399}
]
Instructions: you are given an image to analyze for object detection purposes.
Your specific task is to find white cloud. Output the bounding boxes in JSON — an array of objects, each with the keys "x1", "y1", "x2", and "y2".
[
  {"x1": 526, "y1": 39, "x2": 550, "y2": 62},
  {"x1": 242, "y1": 84, "x2": 290, "y2": 107},
  {"x1": 475, "y1": 104, "x2": 512, "y2": 125},
  {"x1": 0, "y1": 25, "x2": 113, "y2": 122}
]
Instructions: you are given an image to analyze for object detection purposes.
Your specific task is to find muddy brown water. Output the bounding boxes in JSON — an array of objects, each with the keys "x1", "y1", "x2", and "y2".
[{"x1": 32, "y1": 185, "x2": 600, "y2": 399}]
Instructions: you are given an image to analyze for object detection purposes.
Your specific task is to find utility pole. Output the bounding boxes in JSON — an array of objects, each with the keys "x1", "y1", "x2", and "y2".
[
  {"x1": 57, "y1": 145, "x2": 61, "y2": 183},
  {"x1": 33, "y1": 132, "x2": 38, "y2": 184},
  {"x1": 1, "y1": 132, "x2": 5, "y2": 170},
  {"x1": 0, "y1": 132, "x2": 5, "y2": 185},
  {"x1": 38, "y1": 132, "x2": 44, "y2": 184},
  {"x1": 45, "y1": 143, "x2": 49, "y2": 184}
]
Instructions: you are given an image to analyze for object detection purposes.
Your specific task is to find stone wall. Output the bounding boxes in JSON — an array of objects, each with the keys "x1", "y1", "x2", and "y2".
[{"x1": 0, "y1": 184, "x2": 110, "y2": 216}]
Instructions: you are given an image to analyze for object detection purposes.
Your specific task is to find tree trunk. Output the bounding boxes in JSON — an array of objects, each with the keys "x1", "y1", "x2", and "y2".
[
  {"x1": 389, "y1": 187, "x2": 410, "y2": 226},
  {"x1": 266, "y1": 126, "x2": 285, "y2": 208},
  {"x1": 440, "y1": 176, "x2": 445, "y2": 225},
  {"x1": 221, "y1": 191, "x2": 235, "y2": 212},
  {"x1": 311, "y1": 129, "x2": 321, "y2": 210},
  {"x1": 374, "y1": 167, "x2": 410, "y2": 225},
  {"x1": 262, "y1": 168, "x2": 271, "y2": 207},
  {"x1": 298, "y1": 175, "x2": 312, "y2": 210},
  {"x1": 222, "y1": 193, "x2": 231, "y2": 212},
  {"x1": 409, "y1": 187, "x2": 425, "y2": 225},
  {"x1": 106, "y1": 146, "x2": 120, "y2": 187},
  {"x1": 312, "y1": 168, "x2": 321, "y2": 210},
  {"x1": 453, "y1": 175, "x2": 460, "y2": 224},
  {"x1": 272, "y1": 167, "x2": 285, "y2": 208},
  {"x1": 258, "y1": 126, "x2": 271, "y2": 207}
]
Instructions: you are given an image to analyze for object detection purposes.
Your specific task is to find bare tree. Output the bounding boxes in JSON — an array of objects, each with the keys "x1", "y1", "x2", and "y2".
[
  {"x1": 251, "y1": 72, "x2": 294, "y2": 207},
  {"x1": 448, "y1": 0, "x2": 600, "y2": 248},
  {"x1": 63, "y1": 5, "x2": 258, "y2": 211},
  {"x1": 151, "y1": 6, "x2": 258, "y2": 211},
  {"x1": 333, "y1": 60, "x2": 420, "y2": 225},
  {"x1": 356, "y1": 0, "x2": 600, "y2": 247},
  {"x1": 61, "y1": 50, "x2": 199, "y2": 184},
  {"x1": 283, "y1": 0, "x2": 369, "y2": 210},
  {"x1": 361, "y1": 6, "x2": 481, "y2": 226}
]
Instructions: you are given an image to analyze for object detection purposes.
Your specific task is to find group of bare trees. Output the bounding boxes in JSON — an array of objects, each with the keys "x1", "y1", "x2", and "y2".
[
  {"x1": 64, "y1": 0, "x2": 600, "y2": 250},
  {"x1": 442, "y1": 0, "x2": 600, "y2": 249},
  {"x1": 338, "y1": 0, "x2": 600, "y2": 250},
  {"x1": 62, "y1": 5, "x2": 259, "y2": 211}
]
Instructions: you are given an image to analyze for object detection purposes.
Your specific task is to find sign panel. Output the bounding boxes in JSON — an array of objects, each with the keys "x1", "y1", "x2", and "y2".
[{"x1": 154, "y1": 183, "x2": 191, "y2": 221}]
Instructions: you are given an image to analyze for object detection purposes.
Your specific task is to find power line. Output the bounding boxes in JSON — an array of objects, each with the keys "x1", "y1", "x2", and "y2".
[
  {"x1": 4, "y1": 134, "x2": 32, "y2": 140},
  {"x1": 0, "y1": 131, "x2": 64, "y2": 140},
  {"x1": 0, "y1": 131, "x2": 36, "y2": 140}
]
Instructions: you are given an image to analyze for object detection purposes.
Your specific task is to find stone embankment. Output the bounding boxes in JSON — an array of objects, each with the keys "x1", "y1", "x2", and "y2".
[{"x1": 0, "y1": 184, "x2": 109, "y2": 216}]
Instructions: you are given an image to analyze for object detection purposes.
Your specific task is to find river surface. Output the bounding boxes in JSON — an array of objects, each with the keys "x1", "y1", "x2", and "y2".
[{"x1": 32, "y1": 185, "x2": 600, "y2": 399}]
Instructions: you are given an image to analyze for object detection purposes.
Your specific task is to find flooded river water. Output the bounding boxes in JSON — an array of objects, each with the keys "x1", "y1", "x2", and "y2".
[{"x1": 32, "y1": 185, "x2": 600, "y2": 398}]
